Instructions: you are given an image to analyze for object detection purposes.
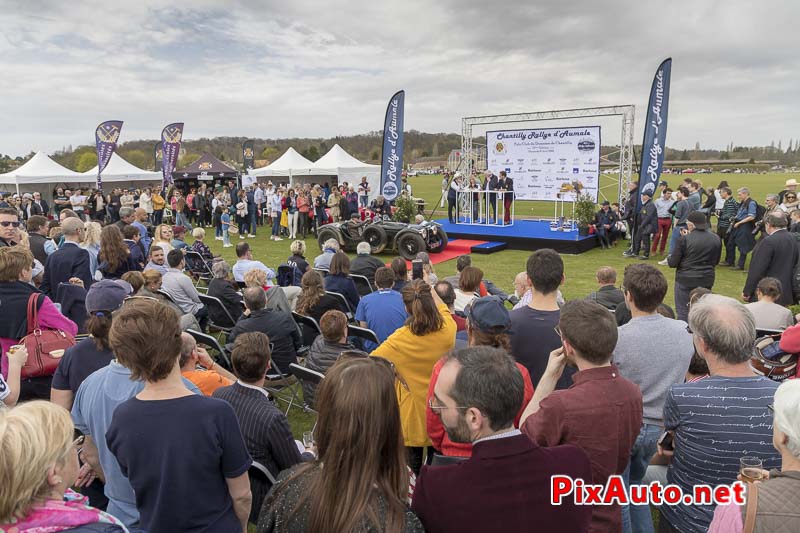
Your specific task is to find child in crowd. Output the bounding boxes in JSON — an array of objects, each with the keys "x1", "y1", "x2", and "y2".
[{"x1": 220, "y1": 207, "x2": 232, "y2": 248}]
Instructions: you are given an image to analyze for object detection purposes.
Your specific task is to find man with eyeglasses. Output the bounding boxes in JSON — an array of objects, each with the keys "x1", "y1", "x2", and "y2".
[
  {"x1": 413, "y1": 346, "x2": 592, "y2": 533},
  {"x1": 40, "y1": 217, "x2": 93, "y2": 296},
  {"x1": 0, "y1": 207, "x2": 21, "y2": 247}
]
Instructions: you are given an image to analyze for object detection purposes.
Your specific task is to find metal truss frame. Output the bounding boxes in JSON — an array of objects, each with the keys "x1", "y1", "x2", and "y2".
[{"x1": 460, "y1": 105, "x2": 635, "y2": 204}]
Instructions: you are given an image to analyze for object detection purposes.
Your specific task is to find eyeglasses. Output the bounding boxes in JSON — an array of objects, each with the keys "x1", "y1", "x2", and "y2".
[
  {"x1": 0, "y1": 221, "x2": 20, "y2": 228},
  {"x1": 767, "y1": 404, "x2": 774, "y2": 412},
  {"x1": 428, "y1": 397, "x2": 469, "y2": 413},
  {"x1": 787, "y1": 196, "x2": 797, "y2": 200},
  {"x1": 686, "y1": 324, "x2": 694, "y2": 335},
  {"x1": 553, "y1": 325, "x2": 562, "y2": 339}
]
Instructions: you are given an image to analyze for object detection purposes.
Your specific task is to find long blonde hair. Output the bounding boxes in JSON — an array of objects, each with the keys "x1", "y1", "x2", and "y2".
[
  {"x1": 0, "y1": 402, "x2": 74, "y2": 522},
  {"x1": 82, "y1": 221, "x2": 102, "y2": 248}
]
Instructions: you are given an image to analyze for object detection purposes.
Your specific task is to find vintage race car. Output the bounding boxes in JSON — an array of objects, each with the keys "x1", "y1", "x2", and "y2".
[{"x1": 316, "y1": 217, "x2": 448, "y2": 260}]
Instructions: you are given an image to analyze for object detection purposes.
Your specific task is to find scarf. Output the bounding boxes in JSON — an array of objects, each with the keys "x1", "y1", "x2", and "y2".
[{"x1": 0, "y1": 489, "x2": 128, "y2": 532}]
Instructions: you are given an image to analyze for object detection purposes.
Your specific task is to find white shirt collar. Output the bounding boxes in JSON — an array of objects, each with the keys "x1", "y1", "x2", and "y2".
[
  {"x1": 473, "y1": 428, "x2": 521, "y2": 446},
  {"x1": 237, "y1": 380, "x2": 271, "y2": 400}
]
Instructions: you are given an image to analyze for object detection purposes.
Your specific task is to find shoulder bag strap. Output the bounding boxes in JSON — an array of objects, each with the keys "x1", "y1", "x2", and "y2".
[
  {"x1": 743, "y1": 481, "x2": 759, "y2": 533},
  {"x1": 26, "y1": 293, "x2": 40, "y2": 335}
]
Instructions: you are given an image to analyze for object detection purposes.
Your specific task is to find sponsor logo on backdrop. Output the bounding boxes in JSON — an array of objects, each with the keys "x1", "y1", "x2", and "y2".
[
  {"x1": 578, "y1": 139, "x2": 596, "y2": 152},
  {"x1": 493, "y1": 141, "x2": 506, "y2": 155},
  {"x1": 573, "y1": 168, "x2": 579, "y2": 174}
]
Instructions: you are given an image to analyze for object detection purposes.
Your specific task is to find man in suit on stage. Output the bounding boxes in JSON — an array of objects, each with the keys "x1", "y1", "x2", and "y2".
[
  {"x1": 497, "y1": 171, "x2": 514, "y2": 224},
  {"x1": 485, "y1": 171, "x2": 499, "y2": 223},
  {"x1": 743, "y1": 211, "x2": 799, "y2": 306}
]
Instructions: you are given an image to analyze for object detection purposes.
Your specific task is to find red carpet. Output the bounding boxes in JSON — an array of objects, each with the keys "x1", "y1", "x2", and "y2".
[{"x1": 389, "y1": 239, "x2": 489, "y2": 268}]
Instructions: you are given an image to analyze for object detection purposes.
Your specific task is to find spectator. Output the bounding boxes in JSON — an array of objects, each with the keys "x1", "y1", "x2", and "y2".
[
  {"x1": 179, "y1": 331, "x2": 236, "y2": 395},
  {"x1": 453, "y1": 265, "x2": 482, "y2": 313},
  {"x1": 257, "y1": 355, "x2": 424, "y2": 532},
  {"x1": 746, "y1": 277, "x2": 795, "y2": 331},
  {"x1": 686, "y1": 181, "x2": 702, "y2": 212},
  {"x1": 520, "y1": 300, "x2": 642, "y2": 533},
  {"x1": 81, "y1": 221, "x2": 102, "y2": 278},
  {"x1": 0, "y1": 401, "x2": 128, "y2": 532},
  {"x1": 143, "y1": 244, "x2": 168, "y2": 275},
  {"x1": 139, "y1": 268, "x2": 200, "y2": 331},
  {"x1": 658, "y1": 294, "x2": 781, "y2": 532},
  {"x1": 779, "y1": 178, "x2": 799, "y2": 204},
  {"x1": 70, "y1": 188, "x2": 88, "y2": 220},
  {"x1": 667, "y1": 211, "x2": 722, "y2": 321},
  {"x1": 0, "y1": 207, "x2": 21, "y2": 247},
  {"x1": 26, "y1": 214, "x2": 49, "y2": 264},
  {"x1": 161, "y1": 249, "x2": 208, "y2": 330},
  {"x1": 613, "y1": 264, "x2": 695, "y2": 532},
  {"x1": 170, "y1": 225, "x2": 189, "y2": 251},
  {"x1": 232, "y1": 242, "x2": 275, "y2": 283},
  {"x1": 433, "y1": 280, "x2": 466, "y2": 331},
  {"x1": 313, "y1": 238, "x2": 339, "y2": 270},
  {"x1": 323, "y1": 251, "x2": 360, "y2": 312},
  {"x1": 757, "y1": 194, "x2": 784, "y2": 239},
  {"x1": 511, "y1": 271, "x2": 532, "y2": 310},
  {"x1": 729, "y1": 187, "x2": 758, "y2": 270},
  {"x1": 214, "y1": 332, "x2": 312, "y2": 524},
  {"x1": 717, "y1": 186, "x2": 738, "y2": 264},
  {"x1": 41, "y1": 217, "x2": 93, "y2": 295},
  {"x1": 51, "y1": 279, "x2": 132, "y2": 410},
  {"x1": 372, "y1": 280, "x2": 457, "y2": 474},
  {"x1": 659, "y1": 186, "x2": 692, "y2": 265},
  {"x1": 350, "y1": 241, "x2": 385, "y2": 285},
  {"x1": 508, "y1": 249, "x2": 574, "y2": 389},
  {"x1": 98, "y1": 225, "x2": 138, "y2": 280},
  {"x1": 152, "y1": 224, "x2": 174, "y2": 254},
  {"x1": 303, "y1": 310, "x2": 355, "y2": 407},
  {"x1": 114, "y1": 206, "x2": 135, "y2": 232},
  {"x1": 652, "y1": 187, "x2": 675, "y2": 255},
  {"x1": 624, "y1": 190, "x2": 657, "y2": 259},
  {"x1": 594, "y1": 200, "x2": 618, "y2": 249},
  {"x1": 355, "y1": 266, "x2": 409, "y2": 351},
  {"x1": 190, "y1": 227, "x2": 214, "y2": 262},
  {"x1": 121, "y1": 225, "x2": 145, "y2": 268},
  {"x1": 0, "y1": 343, "x2": 27, "y2": 407},
  {"x1": 781, "y1": 191, "x2": 800, "y2": 212},
  {"x1": 391, "y1": 256, "x2": 408, "y2": 292},
  {"x1": 106, "y1": 299, "x2": 252, "y2": 532},
  {"x1": 709, "y1": 379, "x2": 800, "y2": 531},
  {"x1": 415, "y1": 252, "x2": 438, "y2": 284},
  {"x1": 426, "y1": 297, "x2": 534, "y2": 457},
  {"x1": 286, "y1": 239, "x2": 310, "y2": 273},
  {"x1": 296, "y1": 270, "x2": 347, "y2": 324},
  {"x1": 208, "y1": 260, "x2": 244, "y2": 324},
  {"x1": 228, "y1": 287, "x2": 301, "y2": 374},
  {"x1": 243, "y1": 268, "x2": 295, "y2": 314},
  {"x1": 0, "y1": 246, "x2": 77, "y2": 401},
  {"x1": 585, "y1": 266, "x2": 624, "y2": 310},
  {"x1": 414, "y1": 347, "x2": 592, "y2": 533},
  {"x1": 743, "y1": 211, "x2": 798, "y2": 306}
]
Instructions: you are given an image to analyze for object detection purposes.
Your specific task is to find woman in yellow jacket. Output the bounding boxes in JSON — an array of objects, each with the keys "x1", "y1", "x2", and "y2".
[
  {"x1": 372, "y1": 278, "x2": 456, "y2": 474},
  {"x1": 152, "y1": 185, "x2": 167, "y2": 225}
]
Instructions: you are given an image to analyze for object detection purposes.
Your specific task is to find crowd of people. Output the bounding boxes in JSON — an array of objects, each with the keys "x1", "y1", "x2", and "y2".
[{"x1": 1, "y1": 174, "x2": 800, "y2": 533}]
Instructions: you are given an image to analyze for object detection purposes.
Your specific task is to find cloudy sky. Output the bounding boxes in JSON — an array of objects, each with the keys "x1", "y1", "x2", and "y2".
[{"x1": 0, "y1": 0, "x2": 797, "y2": 156}]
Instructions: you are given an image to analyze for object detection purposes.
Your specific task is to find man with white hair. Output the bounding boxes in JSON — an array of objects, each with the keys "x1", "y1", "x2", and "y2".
[
  {"x1": 658, "y1": 294, "x2": 780, "y2": 532},
  {"x1": 40, "y1": 217, "x2": 92, "y2": 295},
  {"x1": 313, "y1": 238, "x2": 340, "y2": 270},
  {"x1": 350, "y1": 241, "x2": 385, "y2": 286}
]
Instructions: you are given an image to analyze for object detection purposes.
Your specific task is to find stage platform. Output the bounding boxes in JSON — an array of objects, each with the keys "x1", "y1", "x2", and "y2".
[{"x1": 434, "y1": 219, "x2": 597, "y2": 254}]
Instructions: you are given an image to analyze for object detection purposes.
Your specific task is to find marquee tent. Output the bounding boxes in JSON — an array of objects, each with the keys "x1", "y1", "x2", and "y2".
[
  {"x1": 0, "y1": 151, "x2": 83, "y2": 191},
  {"x1": 173, "y1": 153, "x2": 238, "y2": 182},
  {"x1": 247, "y1": 147, "x2": 314, "y2": 177},
  {"x1": 82, "y1": 153, "x2": 161, "y2": 183}
]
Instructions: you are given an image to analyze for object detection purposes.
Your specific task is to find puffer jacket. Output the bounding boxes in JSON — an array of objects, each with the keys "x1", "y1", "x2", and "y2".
[{"x1": 302, "y1": 337, "x2": 354, "y2": 408}]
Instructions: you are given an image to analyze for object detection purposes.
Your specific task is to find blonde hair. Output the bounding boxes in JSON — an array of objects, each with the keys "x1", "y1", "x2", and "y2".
[
  {"x1": 290, "y1": 240, "x2": 306, "y2": 256},
  {"x1": 0, "y1": 401, "x2": 74, "y2": 522},
  {"x1": 192, "y1": 227, "x2": 205, "y2": 240},
  {"x1": 82, "y1": 221, "x2": 102, "y2": 248},
  {"x1": 0, "y1": 245, "x2": 34, "y2": 282},
  {"x1": 244, "y1": 268, "x2": 267, "y2": 288}
]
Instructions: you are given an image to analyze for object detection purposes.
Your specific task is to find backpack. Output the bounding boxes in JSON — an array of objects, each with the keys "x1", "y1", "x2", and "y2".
[
  {"x1": 276, "y1": 263, "x2": 302, "y2": 287},
  {"x1": 752, "y1": 199, "x2": 767, "y2": 222}
]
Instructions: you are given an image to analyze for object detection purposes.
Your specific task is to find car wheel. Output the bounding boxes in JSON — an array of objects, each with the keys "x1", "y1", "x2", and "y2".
[
  {"x1": 317, "y1": 228, "x2": 340, "y2": 251},
  {"x1": 397, "y1": 232, "x2": 426, "y2": 260},
  {"x1": 428, "y1": 227, "x2": 448, "y2": 253},
  {"x1": 363, "y1": 225, "x2": 388, "y2": 254}
]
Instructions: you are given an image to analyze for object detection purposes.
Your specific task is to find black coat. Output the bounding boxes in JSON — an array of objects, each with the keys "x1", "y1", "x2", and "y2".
[
  {"x1": 636, "y1": 200, "x2": 658, "y2": 234},
  {"x1": 743, "y1": 229, "x2": 799, "y2": 306},
  {"x1": 668, "y1": 228, "x2": 722, "y2": 289},
  {"x1": 40, "y1": 242, "x2": 93, "y2": 297},
  {"x1": 228, "y1": 308, "x2": 301, "y2": 372}
]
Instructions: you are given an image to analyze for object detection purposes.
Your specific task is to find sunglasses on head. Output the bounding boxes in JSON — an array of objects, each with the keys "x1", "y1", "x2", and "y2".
[{"x1": 0, "y1": 221, "x2": 20, "y2": 228}]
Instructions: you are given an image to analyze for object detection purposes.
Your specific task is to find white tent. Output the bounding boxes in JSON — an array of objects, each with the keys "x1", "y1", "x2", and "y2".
[
  {"x1": 82, "y1": 152, "x2": 161, "y2": 183},
  {"x1": 0, "y1": 151, "x2": 83, "y2": 191},
  {"x1": 311, "y1": 144, "x2": 380, "y2": 200},
  {"x1": 247, "y1": 147, "x2": 314, "y2": 178}
]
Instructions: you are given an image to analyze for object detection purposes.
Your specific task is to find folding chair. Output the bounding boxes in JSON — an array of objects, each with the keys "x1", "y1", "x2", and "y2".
[
  {"x1": 186, "y1": 328, "x2": 233, "y2": 370},
  {"x1": 264, "y1": 360, "x2": 302, "y2": 415},
  {"x1": 313, "y1": 267, "x2": 329, "y2": 278},
  {"x1": 347, "y1": 324, "x2": 380, "y2": 347},
  {"x1": 249, "y1": 460, "x2": 277, "y2": 486},
  {"x1": 198, "y1": 293, "x2": 237, "y2": 335},
  {"x1": 157, "y1": 289, "x2": 177, "y2": 305},
  {"x1": 350, "y1": 274, "x2": 374, "y2": 296},
  {"x1": 290, "y1": 362, "x2": 325, "y2": 412},
  {"x1": 292, "y1": 311, "x2": 322, "y2": 348},
  {"x1": 431, "y1": 454, "x2": 468, "y2": 466},
  {"x1": 184, "y1": 250, "x2": 213, "y2": 292},
  {"x1": 325, "y1": 291, "x2": 353, "y2": 320}
]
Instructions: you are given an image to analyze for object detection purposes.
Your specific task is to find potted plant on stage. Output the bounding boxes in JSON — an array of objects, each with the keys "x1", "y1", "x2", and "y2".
[{"x1": 573, "y1": 192, "x2": 597, "y2": 237}]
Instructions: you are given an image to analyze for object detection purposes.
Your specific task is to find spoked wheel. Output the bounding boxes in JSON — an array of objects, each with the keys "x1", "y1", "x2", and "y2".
[
  {"x1": 362, "y1": 225, "x2": 388, "y2": 254},
  {"x1": 397, "y1": 232, "x2": 426, "y2": 260}
]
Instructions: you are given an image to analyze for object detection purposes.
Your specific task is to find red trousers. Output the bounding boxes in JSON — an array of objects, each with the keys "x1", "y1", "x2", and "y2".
[
  {"x1": 503, "y1": 196, "x2": 512, "y2": 224},
  {"x1": 652, "y1": 217, "x2": 672, "y2": 253}
]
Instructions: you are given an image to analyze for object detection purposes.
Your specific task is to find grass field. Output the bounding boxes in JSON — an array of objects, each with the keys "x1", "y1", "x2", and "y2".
[{"x1": 198, "y1": 171, "x2": 792, "y2": 437}]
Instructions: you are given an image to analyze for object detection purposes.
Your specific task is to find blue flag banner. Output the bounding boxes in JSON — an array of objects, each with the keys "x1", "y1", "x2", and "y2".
[
  {"x1": 95, "y1": 120, "x2": 123, "y2": 191},
  {"x1": 637, "y1": 58, "x2": 672, "y2": 208},
  {"x1": 161, "y1": 122, "x2": 184, "y2": 189},
  {"x1": 379, "y1": 90, "x2": 404, "y2": 201}
]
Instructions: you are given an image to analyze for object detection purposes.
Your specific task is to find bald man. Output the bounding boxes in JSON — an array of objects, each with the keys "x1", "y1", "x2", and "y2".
[{"x1": 512, "y1": 271, "x2": 532, "y2": 310}]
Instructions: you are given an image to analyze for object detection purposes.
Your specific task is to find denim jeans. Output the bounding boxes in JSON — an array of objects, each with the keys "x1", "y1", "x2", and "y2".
[
  {"x1": 621, "y1": 423, "x2": 661, "y2": 533},
  {"x1": 249, "y1": 210, "x2": 257, "y2": 235},
  {"x1": 667, "y1": 224, "x2": 686, "y2": 255}
]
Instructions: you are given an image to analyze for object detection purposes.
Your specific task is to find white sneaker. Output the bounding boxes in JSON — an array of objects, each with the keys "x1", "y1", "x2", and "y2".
[
  {"x1": 275, "y1": 237, "x2": 283, "y2": 241},
  {"x1": 248, "y1": 234, "x2": 256, "y2": 238},
  {"x1": 215, "y1": 236, "x2": 222, "y2": 241},
  {"x1": 239, "y1": 235, "x2": 245, "y2": 239},
  {"x1": 658, "y1": 258, "x2": 669, "y2": 266},
  {"x1": 223, "y1": 244, "x2": 232, "y2": 248}
]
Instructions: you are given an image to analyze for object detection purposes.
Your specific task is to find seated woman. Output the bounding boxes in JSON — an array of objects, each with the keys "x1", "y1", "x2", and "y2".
[
  {"x1": 745, "y1": 277, "x2": 794, "y2": 331},
  {"x1": 391, "y1": 257, "x2": 408, "y2": 292},
  {"x1": 453, "y1": 265, "x2": 482, "y2": 313},
  {"x1": 98, "y1": 225, "x2": 139, "y2": 280},
  {"x1": 257, "y1": 355, "x2": 424, "y2": 533},
  {"x1": 152, "y1": 224, "x2": 174, "y2": 254},
  {"x1": 244, "y1": 268, "x2": 293, "y2": 314},
  {"x1": 207, "y1": 261, "x2": 244, "y2": 325},
  {"x1": 170, "y1": 225, "x2": 190, "y2": 252},
  {"x1": 287, "y1": 240, "x2": 310, "y2": 274},
  {"x1": 190, "y1": 227, "x2": 215, "y2": 262},
  {"x1": 0, "y1": 401, "x2": 128, "y2": 532},
  {"x1": 302, "y1": 310, "x2": 354, "y2": 408},
  {"x1": 296, "y1": 271, "x2": 348, "y2": 345},
  {"x1": 709, "y1": 379, "x2": 800, "y2": 532},
  {"x1": 323, "y1": 252, "x2": 360, "y2": 313}
]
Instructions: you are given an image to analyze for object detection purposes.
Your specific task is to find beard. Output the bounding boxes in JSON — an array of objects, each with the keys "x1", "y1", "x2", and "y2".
[{"x1": 442, "y1": 413, "x2": 472, "y2": 444}]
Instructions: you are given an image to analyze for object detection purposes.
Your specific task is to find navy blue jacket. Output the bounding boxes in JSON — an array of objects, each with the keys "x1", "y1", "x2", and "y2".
[
  {"x1": 40, "y1": 242, "x2": 93, "y2": 296},
  {"x1": 323, "y1": 274, "x2": 360, "y2": 312}
]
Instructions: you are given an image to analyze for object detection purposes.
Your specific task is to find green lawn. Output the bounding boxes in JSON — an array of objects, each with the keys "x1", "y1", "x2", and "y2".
[{"x1": 198, "y1": 170, "x2": 792, "y2": 436}]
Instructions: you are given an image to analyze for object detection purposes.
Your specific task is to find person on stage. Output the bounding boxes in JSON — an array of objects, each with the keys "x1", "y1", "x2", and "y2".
[
  {"x1": 497, "y1": 170, "x2": 514, "y2": 224},
  {"x1": 486, "y1": 171, "x2": 499, "y2": 223},
  {"x1": 447, "y1": 173, "x2": 462, "y2": 223}
]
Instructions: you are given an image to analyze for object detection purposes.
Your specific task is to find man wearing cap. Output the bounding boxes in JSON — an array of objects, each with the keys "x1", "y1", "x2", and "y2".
[
  {"x1": 594, "y1": 200, "x2": 617, "y2": 249},
  {"x1": 51, "y1": 279, "x2": 133, "y2": 411},
  {"x1": 743, "y1": 211, "x2": 798, "y2": 306},
  {"x1": 779, "y1": 178, "x2": 798, "y2": 204},
  {"x1": 667, "y1": 211, "x2": 722, "y2": 321},
  {"x1": 624, "y1": 191, "x2": 657, "y2": 260},
  {"x1": 171, "y1": 225, "x2": 190, "y2": 251}
]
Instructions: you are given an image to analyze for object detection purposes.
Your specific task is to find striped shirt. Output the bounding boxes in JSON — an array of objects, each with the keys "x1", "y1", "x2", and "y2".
[{"x1": 661, "y1": 376, "x2": 780, "y2": 532}]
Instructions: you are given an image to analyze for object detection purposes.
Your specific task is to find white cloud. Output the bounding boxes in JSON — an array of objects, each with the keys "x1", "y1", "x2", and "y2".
[{"x1": 0, "y1": 0, "x2": 798, "y2": 156}]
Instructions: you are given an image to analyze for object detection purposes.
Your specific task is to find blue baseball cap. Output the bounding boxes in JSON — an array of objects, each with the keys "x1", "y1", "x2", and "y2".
[{"x1": 465, "y1": 296, "x2": 510, "y2": 332}]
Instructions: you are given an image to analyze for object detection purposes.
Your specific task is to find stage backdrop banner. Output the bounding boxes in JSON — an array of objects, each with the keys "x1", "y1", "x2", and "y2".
[
  {"x1": 95, "y1": 120, "x2": 123, "y2": 191},
  {"x1": 486, "y1": 126, "x2": 601, "y2": 202},
  {"x1": 160, "y1": 122, "x2": 184, "y2": 188},
  {"x1": 380, "y1": 90, "x2": 404, "y2": 202},
  {"x1": 636, "y1": 58, "x2": 672, "y2": 208}
]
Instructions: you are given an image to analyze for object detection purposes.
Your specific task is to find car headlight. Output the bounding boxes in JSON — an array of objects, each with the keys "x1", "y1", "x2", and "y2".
[{"x1": 421, "y1": 229, "x2": 428, "y2": 239}]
